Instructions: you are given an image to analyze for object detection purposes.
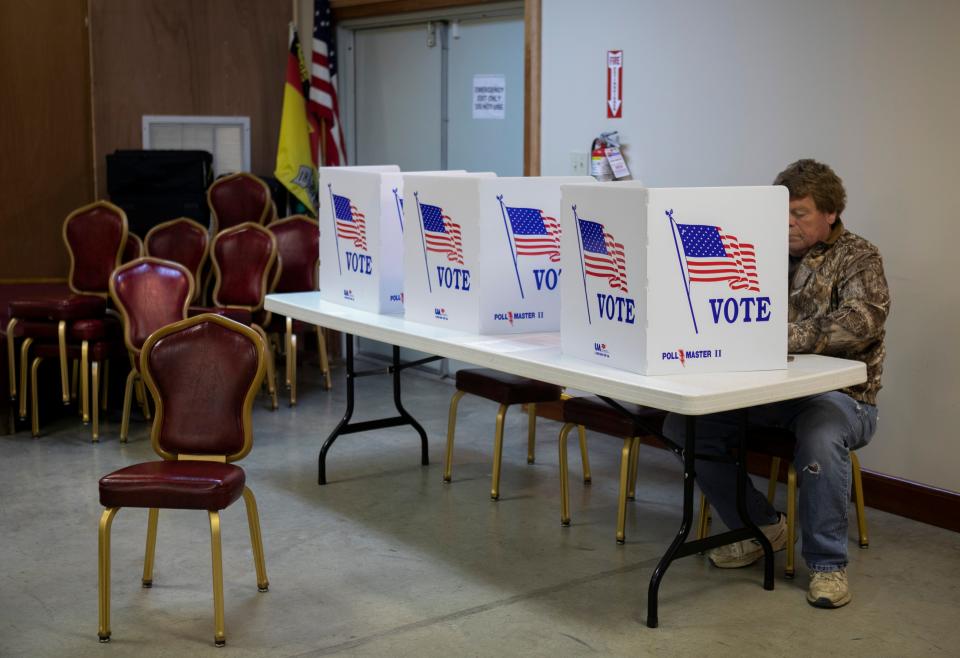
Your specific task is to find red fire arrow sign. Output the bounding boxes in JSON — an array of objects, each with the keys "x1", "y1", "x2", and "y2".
[{"x1": 606, "y1": 50, "x2": 623, "y2": 118}]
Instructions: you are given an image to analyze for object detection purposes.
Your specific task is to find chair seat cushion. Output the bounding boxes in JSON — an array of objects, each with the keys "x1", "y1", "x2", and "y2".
[
  {"x1": 33, "y1": 337, "x2": 125, "y2": 361},
  {"x1": 455, "y1": 368, "x2": 562, "y2": 405},
  {"x1": 99, "y1": 460, "x2": 245, "y2": 510},
  {"x1": 18, "y1": 316, "x2": 121, "y2": 342},
  {"x1": 10, "y1": 294, "x2": 106, "y2": 321},
  {"x1": 746, "y1": 426, "x2": 796, "y2": 460},
  {"x1": 563, "y1": 396, "x2": 667, "y2": 438}
]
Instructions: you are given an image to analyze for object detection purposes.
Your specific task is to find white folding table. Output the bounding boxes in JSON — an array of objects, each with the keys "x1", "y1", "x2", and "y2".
[{"x1": 265, "y1": 291, "x2": 866, "y2": 627}]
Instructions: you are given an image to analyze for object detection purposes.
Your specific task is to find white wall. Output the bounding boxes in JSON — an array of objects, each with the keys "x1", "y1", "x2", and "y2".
[{"x1": 542, "y1": 0, "x2": 960, "y2": 491}]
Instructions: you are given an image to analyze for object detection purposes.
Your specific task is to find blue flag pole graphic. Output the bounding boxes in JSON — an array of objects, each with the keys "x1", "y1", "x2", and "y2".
[
  {"x1": 327, "y1": 183, "x2": 342, "y2": 275},
  {"x1": 497, "y1": 195, "x2": 525, "y2": 299},
  {"x1": 413, "y1": 192, "x2": 432, "y2": 293},
  {"x1": 572, "y1": 205, "x2": 592, "y2": 325},
  {"x1": 667, "y1": 209, "x2": 698, "y2": 334},
  {"x1": 392, "y1": 187, "x2": 404, "y2": 233}
]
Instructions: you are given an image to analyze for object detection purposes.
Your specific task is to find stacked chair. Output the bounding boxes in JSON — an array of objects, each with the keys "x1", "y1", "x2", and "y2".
[
  {"x1": 207, "y1": 172, "x2": 276, "y2": 233},
  {"x1": 266, "y1": 215, "x2": 332, "y2": 404},
  {"x1": 96, "y1": 314, "x2": 269, "y2": 646},
  {"x1": 144, "y1": 217, "x2": 209, "y2": 302}
]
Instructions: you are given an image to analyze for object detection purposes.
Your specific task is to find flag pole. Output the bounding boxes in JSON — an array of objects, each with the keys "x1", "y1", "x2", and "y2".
[
  {"x1": 667, "y1": 209, "x2": 698, "y2": 334},
  {"x1": 413, "y1": 192, "x2": 432, "y2": 293},
  {"x1": 327, "y1": 183, "x2": 342, "y2": 275},
  {"x1": 392, "y1": 188, "x2": 404, "y2": 232},
  {"x1": 572, "y1": 205, "x2": 592, "y2": 325},
  {"x1": 497, "y1": 195, "x2": 525, "y2": 299}
]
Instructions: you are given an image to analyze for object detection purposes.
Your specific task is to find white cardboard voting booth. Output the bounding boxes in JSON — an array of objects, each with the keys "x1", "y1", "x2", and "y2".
[
  {"x1": 319, "y1": 166, "x2": 399, "y2": 313},
  {"x1": 559, "y1": 183, "x2": 788, "y2": 374},
  {"x1": 402, "y1": 174, "x2": 592, "y2": 333}
]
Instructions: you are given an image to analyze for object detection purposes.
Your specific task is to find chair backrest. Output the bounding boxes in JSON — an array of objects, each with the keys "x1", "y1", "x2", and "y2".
[
  {"x1": 140, "y1": 314, "x2": 265, "y2": 461},
  {"x1": 144, "y1": 217, "x2": 209, "y2": 299},
  {"x1": 210, "y1": 222, "x2": 278, "y2": 310},
  {"x1": 109, "y1": 257, "x2": 194, "y2": 359},
  {"x1": 121, "y1": 233, "x2": 143, "y2": 263},
  {"x1": 62, "y1": 200, "x2": 128, "y2": 297},
  {"x1": 207, "y1": 173, "x2": 274, "y2": 233},
  {"x1": 268, "y1": 215, "x2": 320, "y2": 293}
]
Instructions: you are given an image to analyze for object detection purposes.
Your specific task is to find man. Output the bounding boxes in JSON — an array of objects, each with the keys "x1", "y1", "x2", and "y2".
[{"x1": 663, "y1": 159, "x2": 890, "y2": 608}]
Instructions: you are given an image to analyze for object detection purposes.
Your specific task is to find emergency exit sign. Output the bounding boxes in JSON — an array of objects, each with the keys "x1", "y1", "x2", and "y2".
[{"x1": 607, "y1": 50, "x2": 623, "y2": 118}]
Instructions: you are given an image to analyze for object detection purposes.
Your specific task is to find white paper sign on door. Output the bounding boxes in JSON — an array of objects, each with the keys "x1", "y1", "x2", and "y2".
[{"x1": 472, "y1": 74, "x2": 506, "y2": 119}]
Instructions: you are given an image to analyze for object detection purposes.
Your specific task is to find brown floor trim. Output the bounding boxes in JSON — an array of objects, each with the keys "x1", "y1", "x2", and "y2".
[{"x1": 532, "y1": 401, "x2": 959, "y2": 533}]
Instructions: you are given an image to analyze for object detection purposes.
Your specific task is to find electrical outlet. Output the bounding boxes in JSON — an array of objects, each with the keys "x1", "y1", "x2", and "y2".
[{"x1": 570, "y1": 152, "x2": 589, "y2": 176}]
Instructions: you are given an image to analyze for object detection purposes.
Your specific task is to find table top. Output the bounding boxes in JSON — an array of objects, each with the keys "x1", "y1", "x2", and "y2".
[{"x1": 266, "y1": 292, "x2": 867, "y2": 416}]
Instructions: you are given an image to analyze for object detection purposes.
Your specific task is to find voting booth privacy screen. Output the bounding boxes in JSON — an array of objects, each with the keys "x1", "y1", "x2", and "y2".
[
  {"x1": 560, "y1": 183, "x2": 788, "y2": 374},
  {"x1": 402, "y1": 175, "x2": 593, "y2": 333}
]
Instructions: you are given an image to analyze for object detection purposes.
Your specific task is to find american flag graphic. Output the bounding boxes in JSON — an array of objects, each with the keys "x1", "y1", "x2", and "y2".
[
  {"x1": 308, "y1": 0, "x2": 347, "y2": 165},
  {"x1": 333, "y1": 194, "x2": 367, "y2": 250},
  {"x1": 676, "y1": 223, "x2": 759, "y2": 292},
  {"x1": 578, "y1": 218, "x2": 628, "y2": 293},
  {"x1": 420, "y1": 203, "x2": 464, "y2": 265},
  {"x1": 506, "y1": 206, "x2": 561, "y2": 262}
]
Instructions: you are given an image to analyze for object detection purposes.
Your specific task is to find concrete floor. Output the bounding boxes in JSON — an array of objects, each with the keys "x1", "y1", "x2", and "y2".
[{"x1": 1, "y1": 356, "x2": 958, "y2": 657}]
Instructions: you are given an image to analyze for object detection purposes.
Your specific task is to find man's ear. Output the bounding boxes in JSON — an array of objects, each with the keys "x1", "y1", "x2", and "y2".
[{"x1": 825, "y1": 211, "x2": 838, "y2": 226}]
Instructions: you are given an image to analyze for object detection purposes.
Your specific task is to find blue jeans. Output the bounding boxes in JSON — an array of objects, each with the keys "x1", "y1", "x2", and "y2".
[{"x1": 663, "y1": 391, "x2": 877, "y2": 572}]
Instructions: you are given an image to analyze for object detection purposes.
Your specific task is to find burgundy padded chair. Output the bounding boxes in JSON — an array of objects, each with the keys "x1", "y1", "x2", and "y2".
[
  {"x1": 266, "y1": 215, "x2": 332, "y2": 404},
  {"x1": 558, "y1": 397, "x2": 666, "y2": 543},
  {"x1": 121, "y1": 233, "x2": 143, "y2": 263},
  {"x1": 144, "y1": 217, "x2": 209, "y2": 302},
  {"x1": 7, "y1": 201, "x2": 127, "y2": 430},
  {"x1": 110, "y1": 258, "x2": 194, "y2": 442},
  {"x1": 695, "y1": 427, "x2": 869, "y2": 578},
  {"x1": 207, "y1": 173, "x2": 275, "y2": 234},
  {"x1": 97, "y1": 314, "x2": 269, "y2": 647},
  {"x1": 191, "y1": 222, "x2": 280, "y2": 409},
  {"x1": 444, "y1": 369, "x2": 574, "y2": 500}
]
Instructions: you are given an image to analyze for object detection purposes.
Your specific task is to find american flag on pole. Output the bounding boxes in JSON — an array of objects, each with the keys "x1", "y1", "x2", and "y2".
[
  {"x1": 578, "y1": 218, "x2": 628, "y2": 293},
  {"x1": 676, "y1": 223, "x2": 759, "y2": 292},
  {"x1": 308, "y1": 0, "x2": 347, "y2": 166},
  {"x1": 420, "y1": 203, "x2": 464, "y2": 265},
  {"x1": 506, "y1": 206, "x2": 561, "y2": 262},
  {"x1": 333, "y1": 194, "x2": 367, "y2": 250}
]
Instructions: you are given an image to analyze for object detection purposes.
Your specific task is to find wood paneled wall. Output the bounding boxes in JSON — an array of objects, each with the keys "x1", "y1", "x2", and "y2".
[
  {"x1": 89, "y1": 0, "x2": 291, "y2": 199},
  {"x1": 0, "y1": 1, "x2": 94, "y2": 280}
]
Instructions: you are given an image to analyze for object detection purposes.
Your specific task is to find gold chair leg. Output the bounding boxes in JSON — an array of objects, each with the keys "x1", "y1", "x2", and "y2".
[
  {"x1": 81, "y1": 341, "x2": 90, "y2": 424},
  {"x1": 30, "y1": 357, "x2": 42, "y2": 437},
  {"x1": 785, "y1": 464, "x2": 797, "y2": 578},
  {"x1": 135, "y1": 378, "x2": 152, "y2": 420},
  {"x1": 627, "y1": 436, "x2": 640, "y2": 500},
  {"x1": 616, "y1": 437, "x2": 632, "y2": 544},
  {"x1": 253, "y1": 325, "x2": 278, "y2": 410},
  {"x1": 71, "y1": 359, "x2": 79, "y2": 401},
  {"x1": 284, "y1": 317, "x2": 293, "y2": 388},
  {"x1": 767, "y1": 457, "x2": 781, "y2": 503},
  {"x1": 851, "y1": 451, "x2": 869, "y2": 548},
  {"x1": 316, "y1": 326, "x2": 332, "y2": 390},
  {"x1": 91, "y1": 360, "x2": 100, "y2": 442},
  {"x1": 526, "y1": 403, "x2": 536, "y2": 464},
  {"x1": 101, "y1": 360, "x2": 109, "y2": 411},
  {"x1": 443, "y1": 390, "x2": 466, "y2": 482},
  {"x1": 577, "y1": 425, "x2": 591, "y2": 484},
  {"x1": 242, "y1": 487, "x2": 270, "y2": 591},
  {"x1": 18, "y1": 337, "x2": 33, "y2": 419},
  {"x1": 98, "y1": 507, "x2": 120, "y2": 642},
  {"x1": 289, "y1": 332, "x2": 298, "y2": 406},
  {"x1": 58, "y1": 320, "x2": 69, "y2": 404},
  {"x1": 142, "y1": 508, "x2": 159, "y2": 587},
  {"x1": 5, "y1": 317, "x2": 17, "y2": 400},
  {"x1": 558, "y1": 423, "x2": 574, "y2": 526},
  {"x1": 120, "y1": 369, "x2": 136, "y2": 443},
  {"x1": 697, "y1": 493, "x2": 710, "y2": 540},
  {"x1": 208, "y1": 511, "x2": 226, "y2": 647},
  {"x1": 490, "y1": 403, "x2": 509, "y2": 500}
]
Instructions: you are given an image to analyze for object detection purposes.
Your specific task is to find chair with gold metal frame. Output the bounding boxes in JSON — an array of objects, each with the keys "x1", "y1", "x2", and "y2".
[
  {"x1": 265, "y1": 215, "x2": 332, "y2": 404},
  {"x1": 109, "y1": 257, "x2": 194, "y2": 442},
  {"x1": 97, "y1": 313, "x2": 269, "y2": 647},
  {"x1": 144, "y1": 217, "x2": 209, "y2": 302},
  {"x1": 558, "y1": 397, "x2": 666, "y2": 543},
  {"x1": 191, "y1": 222, "x2": 280, "y2": 409},
  {"x1": 207, "y1": 172, "x2": 275, "y2": 234},
  {"x1": 444, "y1": 369, "x2": 575, "y2": 500},
  {"x1": 6, "y1": 201, "x2": 128, "y2": 435},
  {"x1": 122, "y1": 233, "x2": 143, "y2": 263},
  {"x1": 695, "y1": 426, "x2": 869, "y2": 578}
]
